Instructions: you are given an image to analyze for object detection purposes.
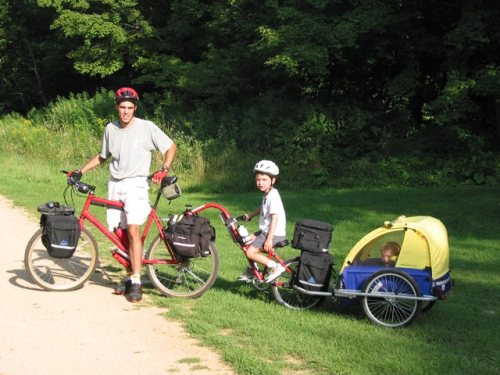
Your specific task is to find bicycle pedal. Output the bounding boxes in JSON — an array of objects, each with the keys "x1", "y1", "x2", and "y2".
[{"x1": 237, "y1": 276, "x2": 253, "y2": 283}]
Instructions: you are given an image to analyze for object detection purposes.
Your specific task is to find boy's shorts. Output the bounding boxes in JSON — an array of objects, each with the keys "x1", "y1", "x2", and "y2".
[
  {"x1": 250, "y1": 231, "x2": 287, "y2": 250},
  {"x1": 106, "y1": 177, "x2": 151, "y2": 230}
]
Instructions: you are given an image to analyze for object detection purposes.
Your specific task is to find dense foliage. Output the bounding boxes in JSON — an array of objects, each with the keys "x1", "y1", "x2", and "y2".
[{"x1": 1, "y1": 0, "x2": 499, "y2": 187}]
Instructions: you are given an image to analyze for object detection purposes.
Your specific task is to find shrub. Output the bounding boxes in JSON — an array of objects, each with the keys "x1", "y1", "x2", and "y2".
[
  {"x1": 1, "y1": 90, "x2": 498, "y2": 191},
  {"x1": 27, "y1": 89, "x2": 115, "y2": 136}
]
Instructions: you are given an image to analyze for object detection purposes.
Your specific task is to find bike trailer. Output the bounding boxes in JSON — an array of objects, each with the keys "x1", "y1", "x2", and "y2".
[{"x1": 338, "y1": 215, "x2": 453, "y2": 300}]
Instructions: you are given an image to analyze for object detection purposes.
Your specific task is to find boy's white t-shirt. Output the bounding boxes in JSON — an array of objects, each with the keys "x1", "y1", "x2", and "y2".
[
  {"x1": 259, "y1": 188, "x2": 286, "y2": 237},
  {"x1": 100, "y1": 118, "x2": 174, "y2": 180}
]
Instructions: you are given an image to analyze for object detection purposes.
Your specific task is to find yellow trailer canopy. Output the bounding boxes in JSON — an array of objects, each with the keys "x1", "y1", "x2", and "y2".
[{"x1": 341, "y1": 216, "x2": 450, "y2": 280}]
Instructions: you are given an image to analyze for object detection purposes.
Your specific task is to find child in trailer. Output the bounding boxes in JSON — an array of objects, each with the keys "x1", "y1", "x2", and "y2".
[
  {"x1": 359, "y1": 241, "x2": 400, "y2": 267},
  {"x1": 238, "y1": 160, "x2": 287, "y2": 283},
  {"x1": 379, "y1": 241, "x2": 400, "y2": 266}
]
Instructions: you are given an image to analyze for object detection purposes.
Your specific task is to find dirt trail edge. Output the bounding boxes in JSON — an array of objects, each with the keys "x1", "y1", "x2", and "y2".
[{"x1": 0, "y1": 195, "x2": 235, "y2": 375}]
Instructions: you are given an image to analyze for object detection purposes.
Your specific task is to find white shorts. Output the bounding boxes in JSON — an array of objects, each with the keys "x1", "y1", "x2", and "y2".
[{"x1": 106, "y1": 177, "x2": 151, "y2": 230}]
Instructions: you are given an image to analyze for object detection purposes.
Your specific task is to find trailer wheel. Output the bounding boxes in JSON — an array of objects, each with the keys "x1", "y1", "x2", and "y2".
[{"x1": 361, "y1": 270, "x2": 421, "y2": 328}]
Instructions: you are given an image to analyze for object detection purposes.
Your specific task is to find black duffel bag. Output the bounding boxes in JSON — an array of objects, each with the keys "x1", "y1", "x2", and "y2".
[
  {"x1": 165, "y1": 214, "x2": 215, "y2": 258},
  {"x1": 295, "y1": 252, "x2": 333, "y2": 292},
  {"x1": 38, "y1": 202, "x2": 81, "y2": 259},
  {"x1": 291, "y1": 219, "x2": 333, "y2": 253}
]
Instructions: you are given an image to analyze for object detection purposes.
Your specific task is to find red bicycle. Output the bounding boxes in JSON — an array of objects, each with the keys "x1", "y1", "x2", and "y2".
[{"x1": 24, "y1": 173, "x2": 220, "y2": 298}]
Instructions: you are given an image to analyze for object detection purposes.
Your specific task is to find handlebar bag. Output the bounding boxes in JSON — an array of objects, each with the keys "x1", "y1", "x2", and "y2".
[
  {"x1": 165, "y1": 215, "x2": 215, "y2": 258},
  {"x1": 38, "y1": 203, "x2": 80, "y2": 259},
  {"x1": 291, "y1": 219, "x2": 333, "y2": 253},
  {"x1": 295, "y1": 252, "x2": 333, "y2": 292}
]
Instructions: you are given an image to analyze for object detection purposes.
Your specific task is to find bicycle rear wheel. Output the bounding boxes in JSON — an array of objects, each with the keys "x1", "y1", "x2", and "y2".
[
  {"x1": 24, "y1": 227, "x2": 98, "y2": 291},
  {"x1": 271, "y1": 257, "x2": 323, "y2": 310},
  {"x1": 145, "y1": 236, "x2": 219, "y2": 298}
]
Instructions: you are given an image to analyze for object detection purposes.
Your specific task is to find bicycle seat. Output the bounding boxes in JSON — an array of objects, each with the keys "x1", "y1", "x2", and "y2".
[
  {"x1": 274, "y1": 239, "x2": 289, "y2": 248},
  {"x1": 161, "y1": 176, "x2": 178, "y2": 187}
]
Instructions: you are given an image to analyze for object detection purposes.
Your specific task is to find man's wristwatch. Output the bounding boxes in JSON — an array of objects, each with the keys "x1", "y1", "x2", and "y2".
[{"x1": 161, "y1": 166, "x2": 170, "y2": 172}]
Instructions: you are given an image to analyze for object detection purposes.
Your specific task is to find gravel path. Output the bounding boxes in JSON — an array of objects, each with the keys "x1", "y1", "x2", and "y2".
[{"x1": 0, "y1": 195, "x2": 235, "y2": 375}]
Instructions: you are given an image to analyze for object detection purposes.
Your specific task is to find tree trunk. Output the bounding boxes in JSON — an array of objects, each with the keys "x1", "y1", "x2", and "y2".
[
  {"x1": 26, "y1": 41, "x2": 47, "y2": 106},
  {"x1": 495, "y1": 97, "x2": 500, "y2": 143}
]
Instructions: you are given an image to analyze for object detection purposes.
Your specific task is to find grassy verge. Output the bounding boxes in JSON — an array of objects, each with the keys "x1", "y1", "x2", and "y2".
[{"x1": 0, "y1": 155, "x2": 499, "y2": 374}]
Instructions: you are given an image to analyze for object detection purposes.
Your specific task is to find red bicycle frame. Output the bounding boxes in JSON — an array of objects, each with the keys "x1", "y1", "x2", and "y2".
[
  {"x1": 190, "y1": 202, "x2": 290, "y2": 283},
  {"x1": 77, "y1": 184, "x2": 289, "y2": 282},
  {"x1": 78, "y1": 192, "x2": 175, "y2": 268}
]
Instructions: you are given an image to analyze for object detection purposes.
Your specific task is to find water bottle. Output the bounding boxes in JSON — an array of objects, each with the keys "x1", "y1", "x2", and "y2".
[
  {"x1": 114, "y1": 226, "x2": 129, "y2": 249},
  {"x1": 238, "y1": 224, "x2": 249, "y2": 237},
  {"x1": 237, "y1": 224, "x2": 252, "y2": 245}
]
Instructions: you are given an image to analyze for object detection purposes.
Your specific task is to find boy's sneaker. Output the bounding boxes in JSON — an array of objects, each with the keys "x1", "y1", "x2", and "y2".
[
  {"x1": 265, "y1": 264, "x2": 286, "y2": 283},
  {"x1": 237, "y1": 267, "x2": 253, "y2": 282},
  {"x1": 125, "y1": 283, "x2": 143, "y2": 303}
]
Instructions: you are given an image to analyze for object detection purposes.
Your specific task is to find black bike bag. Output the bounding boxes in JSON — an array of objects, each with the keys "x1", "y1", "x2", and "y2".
[
  {"x1": 38, "y1": 203, "x2": 80, "y2": 259},
  {"x1": 295, "y1": 252, "x2": 333, "y2": 292},
  {"x1": 291, "y1": 219, "x2": 333, "y2": 254},
  {"x1": 164, "y1": 214, "x2": 215, "y2": 258}
]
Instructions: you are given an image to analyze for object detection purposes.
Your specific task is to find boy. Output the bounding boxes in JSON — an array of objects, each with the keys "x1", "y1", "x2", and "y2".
[{"x1": 238, "y1": 160, "x2": 287, "y2": 283}]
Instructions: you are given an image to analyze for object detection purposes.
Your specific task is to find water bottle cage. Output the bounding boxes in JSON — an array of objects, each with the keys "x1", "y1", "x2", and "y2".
[{"x1": 239, "y1": 236, "x2": 252, "y2": 246}]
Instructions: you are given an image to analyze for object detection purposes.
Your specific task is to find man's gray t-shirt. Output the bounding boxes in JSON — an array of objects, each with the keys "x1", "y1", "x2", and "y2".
[{"x1": 99, "y1": 118, "x2": 173, "y2": 180}]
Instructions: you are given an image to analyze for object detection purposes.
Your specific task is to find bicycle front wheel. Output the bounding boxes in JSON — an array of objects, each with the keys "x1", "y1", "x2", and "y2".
[
  {"x1": 145, "y1": 236, "x2": 219, "y2": 298},
  {"x1": 24, "y1": 227, "x2": 99, "y2": 291},
  {"x1": 271, "y1": 257, "x2": 323, "y2": 310}
]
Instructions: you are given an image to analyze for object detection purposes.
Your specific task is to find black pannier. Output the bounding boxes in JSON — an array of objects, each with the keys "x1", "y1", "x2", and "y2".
[
  {"x1": 295, "y1": 252, "x2": 333, "y2": 292},
  {"x1": 38, "y1": 203, "x2": 81, "y2": 259},
  {"x1": 165, "y1": 214, "x2": 215, "y2": 258},
  {"x1": 291, "y1": 219, "x2": 333, "y2": 253}
]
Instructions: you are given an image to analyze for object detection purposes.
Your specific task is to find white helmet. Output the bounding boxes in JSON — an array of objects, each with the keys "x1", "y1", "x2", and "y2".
[{"x1": 253, "y1": 160, "x2": 279, "y2": 177}]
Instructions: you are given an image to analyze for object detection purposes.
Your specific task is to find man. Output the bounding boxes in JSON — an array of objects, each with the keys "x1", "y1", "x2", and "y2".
[{"x1": 69, "y1": 87, "x2": 176, "y2": 302}]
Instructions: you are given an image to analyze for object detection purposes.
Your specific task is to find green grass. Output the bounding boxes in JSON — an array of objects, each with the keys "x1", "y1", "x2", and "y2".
[{"x1": 0, "y1": 155, "x2": 499, "y2": 375}]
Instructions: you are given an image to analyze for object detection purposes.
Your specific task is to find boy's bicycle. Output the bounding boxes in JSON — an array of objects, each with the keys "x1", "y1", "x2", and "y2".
[{"x1": 24, "y1": 173, "x2": 308, "y2": 306}]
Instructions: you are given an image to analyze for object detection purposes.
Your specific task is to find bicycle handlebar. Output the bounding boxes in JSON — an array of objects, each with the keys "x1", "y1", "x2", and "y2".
[
  {"x1": 62, "y1": 170, "x2": 177, "y2": 195},
  {"x1": 146, "y1": 174, "x2": 178, "y2": 188},
  {"x1": 62, "y1": 170, "x2": 96, "y2": 194}
]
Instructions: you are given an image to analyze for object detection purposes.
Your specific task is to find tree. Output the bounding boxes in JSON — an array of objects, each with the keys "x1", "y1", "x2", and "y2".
[
  {"x1": 38, "y1": 0, "x2": 154, "y2": 77},
  {"x1": 0, "y1": 0, "x2": 9, "y2": 112},
  {"x1": 0, "y1": 0, "x2": 103, "y2": 113},
  {"x1": 1, "y1": 0, "x2": 498, "y2": 185},
  {"x1": 425, "y1": 2, "x2": 500, "y2": 145}
]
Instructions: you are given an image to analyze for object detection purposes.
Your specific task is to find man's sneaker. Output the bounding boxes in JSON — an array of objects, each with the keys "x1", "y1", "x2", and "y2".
[
  {"x1": 125, "y1": 283, "x2": 143, "y2": 303},
  {"x1": 237, "y1": 267, "x2": 253, "y2": 282},
  {"x1": 113, "y1": 279, "x2": 131, "y2": 295},
  {"x1": 265, "y1": 264, "x2": 286, "y2": 283}
]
